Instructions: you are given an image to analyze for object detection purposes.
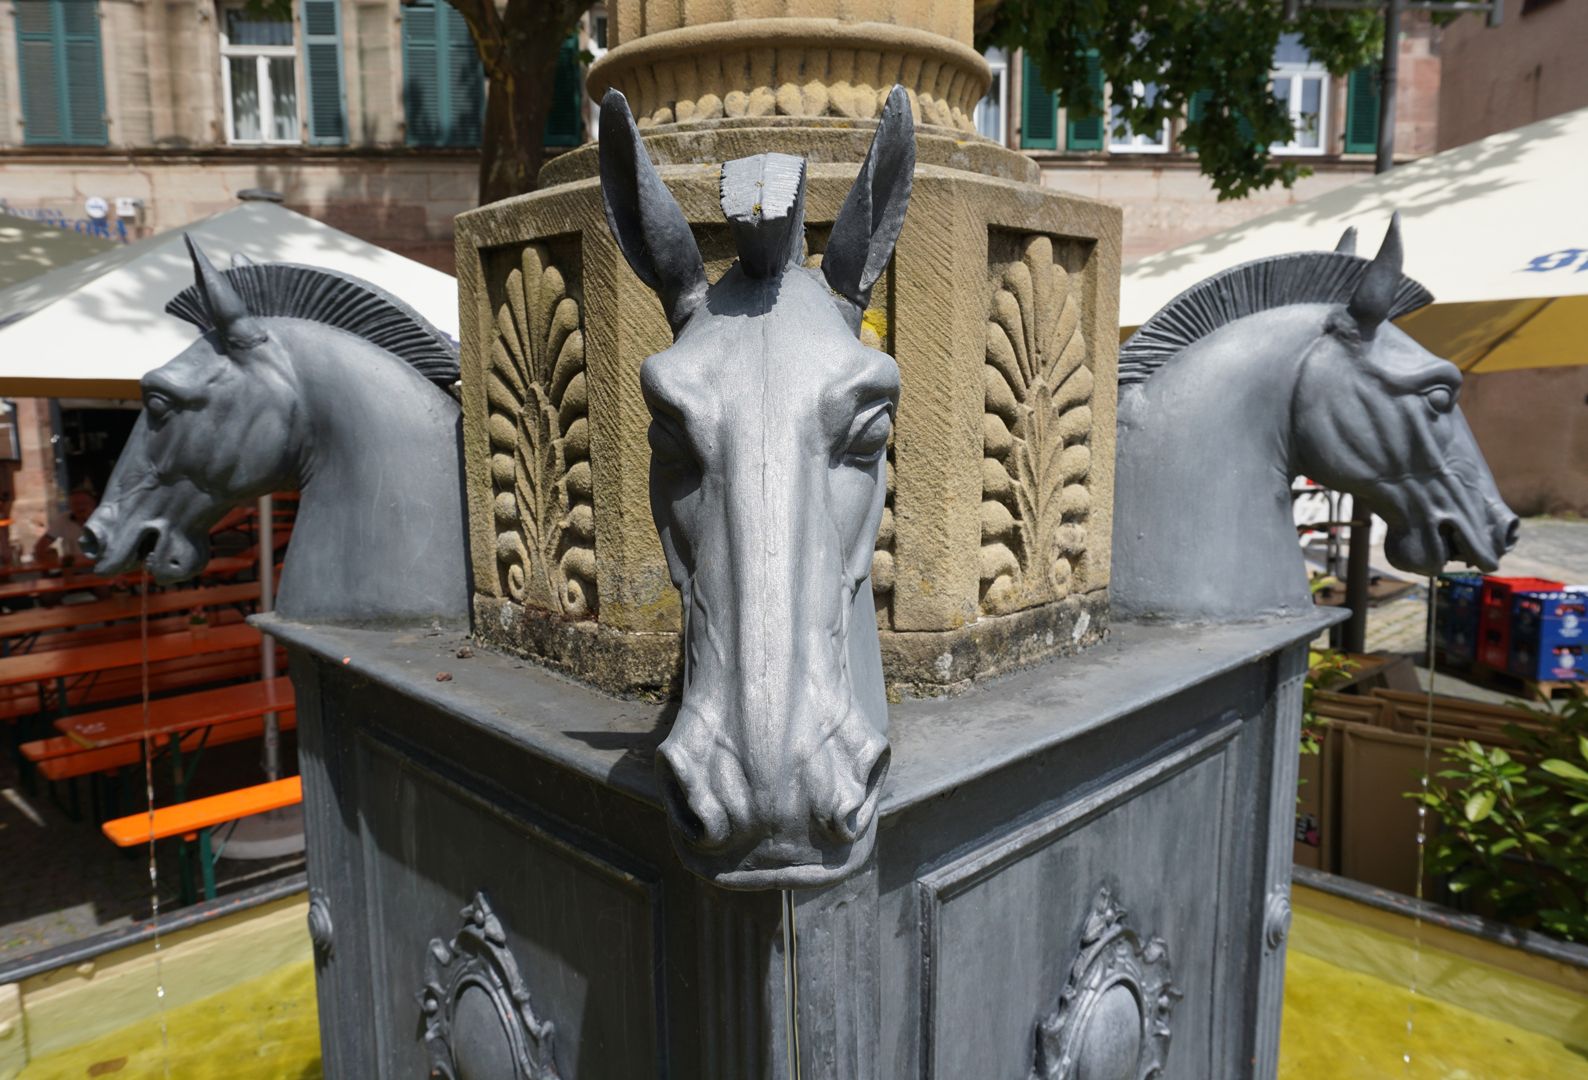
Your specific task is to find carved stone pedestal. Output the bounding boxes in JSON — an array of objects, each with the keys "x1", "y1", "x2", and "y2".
[
  {"x1": 266, "y1": 609, "x2": 1335, "y2": 1077},
  {"x1": 458, "y1": 160, "x2": 1120, "y2": 697}
]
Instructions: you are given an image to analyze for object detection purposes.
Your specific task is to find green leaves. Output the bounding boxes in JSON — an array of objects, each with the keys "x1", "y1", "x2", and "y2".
[
  {"x1": 982, "y1": 0, "x2": 1384, "y2": 200},
  {"x1": 1411, "y1": 689, "x2": 1588, "y2": 943},
  {"x1": 1464, "y1": 791, "x2": 1496, "y2": 824}
]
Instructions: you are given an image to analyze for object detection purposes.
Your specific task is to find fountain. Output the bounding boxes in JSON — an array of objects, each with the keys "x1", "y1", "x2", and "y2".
[{"x1": 84, "y1": 2, "x2": 1515, "y2": 1075}]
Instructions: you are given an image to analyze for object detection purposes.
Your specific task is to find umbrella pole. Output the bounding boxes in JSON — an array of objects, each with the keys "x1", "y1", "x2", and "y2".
[{"x1": 259, "y1": 493, "x2": 279, "y2": 783}]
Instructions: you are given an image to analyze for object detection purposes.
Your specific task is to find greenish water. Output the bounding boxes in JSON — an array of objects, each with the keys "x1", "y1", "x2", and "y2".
[
  {"x1": 18, "y1": 929, "x2": 1586, "y2": 1078},
  {"x1": 19, "y1": 960, "x2": 320, "y2": 1079}
]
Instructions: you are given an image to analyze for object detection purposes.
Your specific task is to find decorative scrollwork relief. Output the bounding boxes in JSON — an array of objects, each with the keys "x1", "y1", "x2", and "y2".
[
  {"x1": 419, "y1": 892, "x2": 562, "y2": 1080},
  {"x1": 1031, "y1": 885, "x2": 1179, "y2": 1080},
  {"x1": 982, "y1": 235, "x2": 1092, "y2": 616},
  {"x1": 488, "y1": 244, "x2": 595, "y2": 617}
]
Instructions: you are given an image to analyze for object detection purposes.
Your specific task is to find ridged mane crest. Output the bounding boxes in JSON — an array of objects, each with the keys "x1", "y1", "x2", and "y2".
[
  {"x1": 1119, "y1": 251, "x2": 1434, "y2": 386},
  {"x1": 166, "y1": 261, "x2": 459, "y2": 386}
]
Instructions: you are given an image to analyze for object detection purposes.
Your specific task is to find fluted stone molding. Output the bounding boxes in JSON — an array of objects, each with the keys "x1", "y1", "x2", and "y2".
[{"x1": 586, "y1": 19, "x2": 991, "y2": 134}]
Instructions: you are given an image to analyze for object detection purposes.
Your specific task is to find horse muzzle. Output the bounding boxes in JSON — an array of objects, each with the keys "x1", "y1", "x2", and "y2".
[
  {"x1": 655, "y1": 702, "x2": 890, "y2": 891},
  {"x1": 82, "y1": 507, "x2": 209, "y2": 583}
]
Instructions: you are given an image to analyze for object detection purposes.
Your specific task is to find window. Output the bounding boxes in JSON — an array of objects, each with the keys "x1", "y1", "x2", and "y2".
[
  {"x1": 300, "y1": 0, "x2": 347, "y2": 145},
  {"x1": 14, "y1": 0, "x2": 107, "y2": 146},
  {"x1": 975, "y1": 47, "x2": 1008, "y2": 143},
  {"x1": 1021, "y1": 52, "x2": 1058, "y2": 150},
  {"x1": 1107, "y1": 81, "x2": 1169, "y2": 153},
  {"x1": 221, "y1": 7, "x2": 299, "y2": 144},
  {"x1": 1269, "y1": 34, "x2": 1327, "y2": 155},
  {"x1": 585, "y1": 6, "x2": 608, "y2": 141},
  {"x1": 1343, "y1": 65, "x2": 1380, "y2": 155},
  {"x1": 543, "y1": 36, "x2": 583, "y2": 147},
  {"x1": 1065, "y1": 50, "x2": 1106, "y2": 152},
  {"x1": 403, "y1": 0, "x2": 484, "y2": 148}
]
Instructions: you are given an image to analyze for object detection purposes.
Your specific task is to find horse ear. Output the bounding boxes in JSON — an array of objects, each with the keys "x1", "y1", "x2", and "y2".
[
  {"x1": 1347, "y1": 213, "x2": 1403, "y2": 339},
  {"x1": 1333, "y1": 227, "x2": 1357, "y2": 256},
  {"x1": 598, "y1": 89, "x2": 707, "y2": 335},
  {"x1": 823, "y1": 85, "x2": 916, "y2": 323},
  {"x1": 185, "y1": 235, "x2": 266, "y2": 350}
]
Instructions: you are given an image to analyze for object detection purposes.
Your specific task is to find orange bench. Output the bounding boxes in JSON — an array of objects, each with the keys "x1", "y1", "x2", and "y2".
[{"x1": 103, "y1": 776, "x2": 303, "y2": 902}]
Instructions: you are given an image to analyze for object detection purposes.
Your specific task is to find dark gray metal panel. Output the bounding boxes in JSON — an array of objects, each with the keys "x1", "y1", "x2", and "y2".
[
  {"x1": 918, "y1": 721, "x2": 1238, "y2": 1079},
  {"x1": 352, "y1": 733, "x2": 664, "y2": 1078}
]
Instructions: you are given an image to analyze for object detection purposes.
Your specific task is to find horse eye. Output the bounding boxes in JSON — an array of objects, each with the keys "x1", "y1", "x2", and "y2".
[
  {"x1": 843, "y1": 408, "x2": 892, "y2": 464},
  {"x1": 1423, "y1": 385, "x2": 1456, "y2": 414},
  {"x1": 143, "y1": 391, "x2": 173, "y2": 424}
]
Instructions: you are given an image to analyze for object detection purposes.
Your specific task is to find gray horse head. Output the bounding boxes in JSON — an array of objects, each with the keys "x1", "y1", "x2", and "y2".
[
  {"x1": 599, "y1": 87, "x2": 912, "y2": 889},
  {"x1": 83, "y1": 237, "x2": 467, "y2": 625},
  {"x1": 1114, "y1": 216, "x2": 1517, "y2": 621},
  {"x1": 1293, "y1": 219, "x2": 1518, "y2": 573}
]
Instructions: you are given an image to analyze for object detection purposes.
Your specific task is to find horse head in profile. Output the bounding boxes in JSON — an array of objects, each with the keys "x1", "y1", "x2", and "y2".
[
  {"x1": 599, "y1": 86, "x2": 912, "y2": 888},
  {"x1": 82, "y1": 239, "x2": 468, "y2": 625},
  {"x1": 1113, "y1": 216, "x2": 1518, "y2": 622}
]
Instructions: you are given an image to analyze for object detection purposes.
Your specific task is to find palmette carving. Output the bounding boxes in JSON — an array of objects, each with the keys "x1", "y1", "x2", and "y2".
[
  {"x1": 488, "y1": 245, "x2": 595, "y2": 617},
  {"x1": 982, "y1": 236, "x2": 1092, "y2": 615}
]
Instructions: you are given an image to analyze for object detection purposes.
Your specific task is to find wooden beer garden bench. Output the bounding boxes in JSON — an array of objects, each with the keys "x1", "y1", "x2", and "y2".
[
  {"x1": 0, "y1": 580, "x2": 261, "y2": 655},
  {"x1": 103, "y1": 775, "x2": 303, "y2": 903},
  {"x1": 20, "y1": 676, "x2": 295, "y2": 820}
]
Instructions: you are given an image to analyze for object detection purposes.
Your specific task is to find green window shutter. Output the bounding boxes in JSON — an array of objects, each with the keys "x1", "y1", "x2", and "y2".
[
  {"x1": 1065, "y1": 49, "x2": 1104, "y2": 151},
  {"x1": 1188, "y1": 89, "x2": 1213, "y2": 124},
  {"x1": 1020, "y1": 52, "x2": 1057, "y2": 150},
  {"x1": 403, "y1": 2, "x2": 442, "y2": 146},
  {"x1": 15, "y1": 0, "x2": 106, "y2": 146},
  {"x1": 543, "y1": 35, "x2": 582, "y2": 147},
  {"x1": 443, "y1": 3, "x2": 483, "y2": 147},
  {"x1": 301, "y1": 0, "x2": 346, "y2": 145},
  {"x1": 1344, "y1": 64, "x2": 1381, "y2": 154}
]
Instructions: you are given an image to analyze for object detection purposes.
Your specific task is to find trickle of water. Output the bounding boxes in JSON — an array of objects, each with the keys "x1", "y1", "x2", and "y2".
[
  {"x1": 139, "y1": 586, "x2": 172, "y2": 1076},
  {"x1": 781, "y1": 888, "x2": 802, "y2": 1080},
  {"x1": 1405, "y1": 576, "x2": 1439, "y2": 1074}
]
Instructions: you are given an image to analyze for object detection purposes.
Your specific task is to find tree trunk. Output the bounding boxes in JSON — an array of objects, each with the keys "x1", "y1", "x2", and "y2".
[{"x1": 450, "y1": 0, "x2": 592, "y2": 207}]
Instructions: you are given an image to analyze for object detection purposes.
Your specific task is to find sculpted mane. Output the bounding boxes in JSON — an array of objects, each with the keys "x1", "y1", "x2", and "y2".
[
  {"x1": 165, "y1": 261, "x2": 459, "y2": 386},
  {"x1": 1119, "y1": 251, "x2": 1433, "y2": 386}
]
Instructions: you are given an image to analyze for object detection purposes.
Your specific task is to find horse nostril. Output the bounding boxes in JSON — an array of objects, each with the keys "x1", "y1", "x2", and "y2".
[
  {"x1": 821, "y1": 743, "x2": 891, "y2": 844},
  {"x1": 78, "y1": 525, "x2": 103, "y2": 562},
  {"x1": 656, "y1": 751, "x2": 729, "y2": 851},
  {"x1": 1502, "y1": 516, "x2": 1520, "y2": 552}
]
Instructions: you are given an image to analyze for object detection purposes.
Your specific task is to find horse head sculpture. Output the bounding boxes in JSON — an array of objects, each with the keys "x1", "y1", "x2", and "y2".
[
  {"x1": 599, "y1": 86, "x2": 912, "y2": 889},
  {"x1": 82, "y1": 239, "x2": 469, "y2": 626},
  {"x1": 1113, "y1": 216, "x2": 1518, "y2": 622}
]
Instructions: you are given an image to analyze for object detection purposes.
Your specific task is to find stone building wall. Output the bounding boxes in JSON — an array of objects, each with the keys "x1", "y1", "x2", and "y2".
[{"x1": 1438, "y1": 0, "x2": 1588, "y2": 150}]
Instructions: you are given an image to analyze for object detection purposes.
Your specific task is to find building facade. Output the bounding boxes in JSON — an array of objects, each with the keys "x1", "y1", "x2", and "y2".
[{"x1": 0, "y1": 0, "x2": 588, "y2": 271}]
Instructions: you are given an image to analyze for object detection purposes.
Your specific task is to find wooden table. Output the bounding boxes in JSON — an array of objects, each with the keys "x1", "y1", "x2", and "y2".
[
  {"x1": 0, "y1": 556, "x2": 261, "y2": 604},
  {"x1": 0, "y1": 622, "x2": 263, "y2": 693},
  {"x1": 0, "y1": 581, "x2": 260, "y2": 645},
  {"x1": 56, "y1": 675, "x2": 294, "y2": 749}
]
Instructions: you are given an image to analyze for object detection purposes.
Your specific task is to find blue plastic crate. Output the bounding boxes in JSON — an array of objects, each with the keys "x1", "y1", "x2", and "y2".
[
  {"x1": 1508, "y1": 591, "x2": 1587, "y2": 682},
  {"x1": 1434, "y1": 574, "x2": 1484, "y2": 661}
]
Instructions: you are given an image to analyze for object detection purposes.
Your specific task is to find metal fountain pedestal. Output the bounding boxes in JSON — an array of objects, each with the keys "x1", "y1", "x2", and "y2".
[{"x1": 264, "y1": 608, "x2": 1337, "y2": 1079}]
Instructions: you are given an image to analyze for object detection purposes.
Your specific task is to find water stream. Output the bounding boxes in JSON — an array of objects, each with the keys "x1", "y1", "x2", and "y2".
[
  {"x1": 138, "y1": 583, "x2": 172, "y2": 1077},
  {"x1": 1405, "y1": 575, "x2": 1438, "y2": 1072}
]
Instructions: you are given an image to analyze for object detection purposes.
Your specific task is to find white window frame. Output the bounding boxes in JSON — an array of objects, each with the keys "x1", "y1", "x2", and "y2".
[
  {"x1": 584, "y1": 5, "x2": 609, "y2": 142},
  {"x1": 975, "y1": 47, "x2": 1009, "y2": 144},
  {"x1": 1269, "y1": 63, "x2": 1329, "y2": 156},
  {"x1": 219, "y1": 7, "x2": 301, "y2": 146},
  {"x1": 1107, "y1": 80, "x2": 1170, "y2": 154}
]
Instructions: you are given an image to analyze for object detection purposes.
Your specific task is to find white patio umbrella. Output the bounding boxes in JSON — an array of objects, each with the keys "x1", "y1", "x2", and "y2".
[
  {"x1": 1121, "y1": 107, "x2": 1588, "y2": 373},
  {"x1": 0, "y1": 199, "x2": 458, "y2": 398}
]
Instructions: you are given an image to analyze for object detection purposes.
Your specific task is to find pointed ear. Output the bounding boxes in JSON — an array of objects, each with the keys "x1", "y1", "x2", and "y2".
[
  {"x1": 823, "y1": 85, "x2": 916, "y2": 325},
  {"x1": 185, "y1": 234, "x2": 266, "y2": 350},
  {"x1": 598, "y1": 90, "x2": 707, "y2": 335},
  {"x1": 1347, "y1": 213, "x2": 1403, "y2": 339},
  {"x1": 1333, "y1": 227, "x2": 1357, "y2": 256}
]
